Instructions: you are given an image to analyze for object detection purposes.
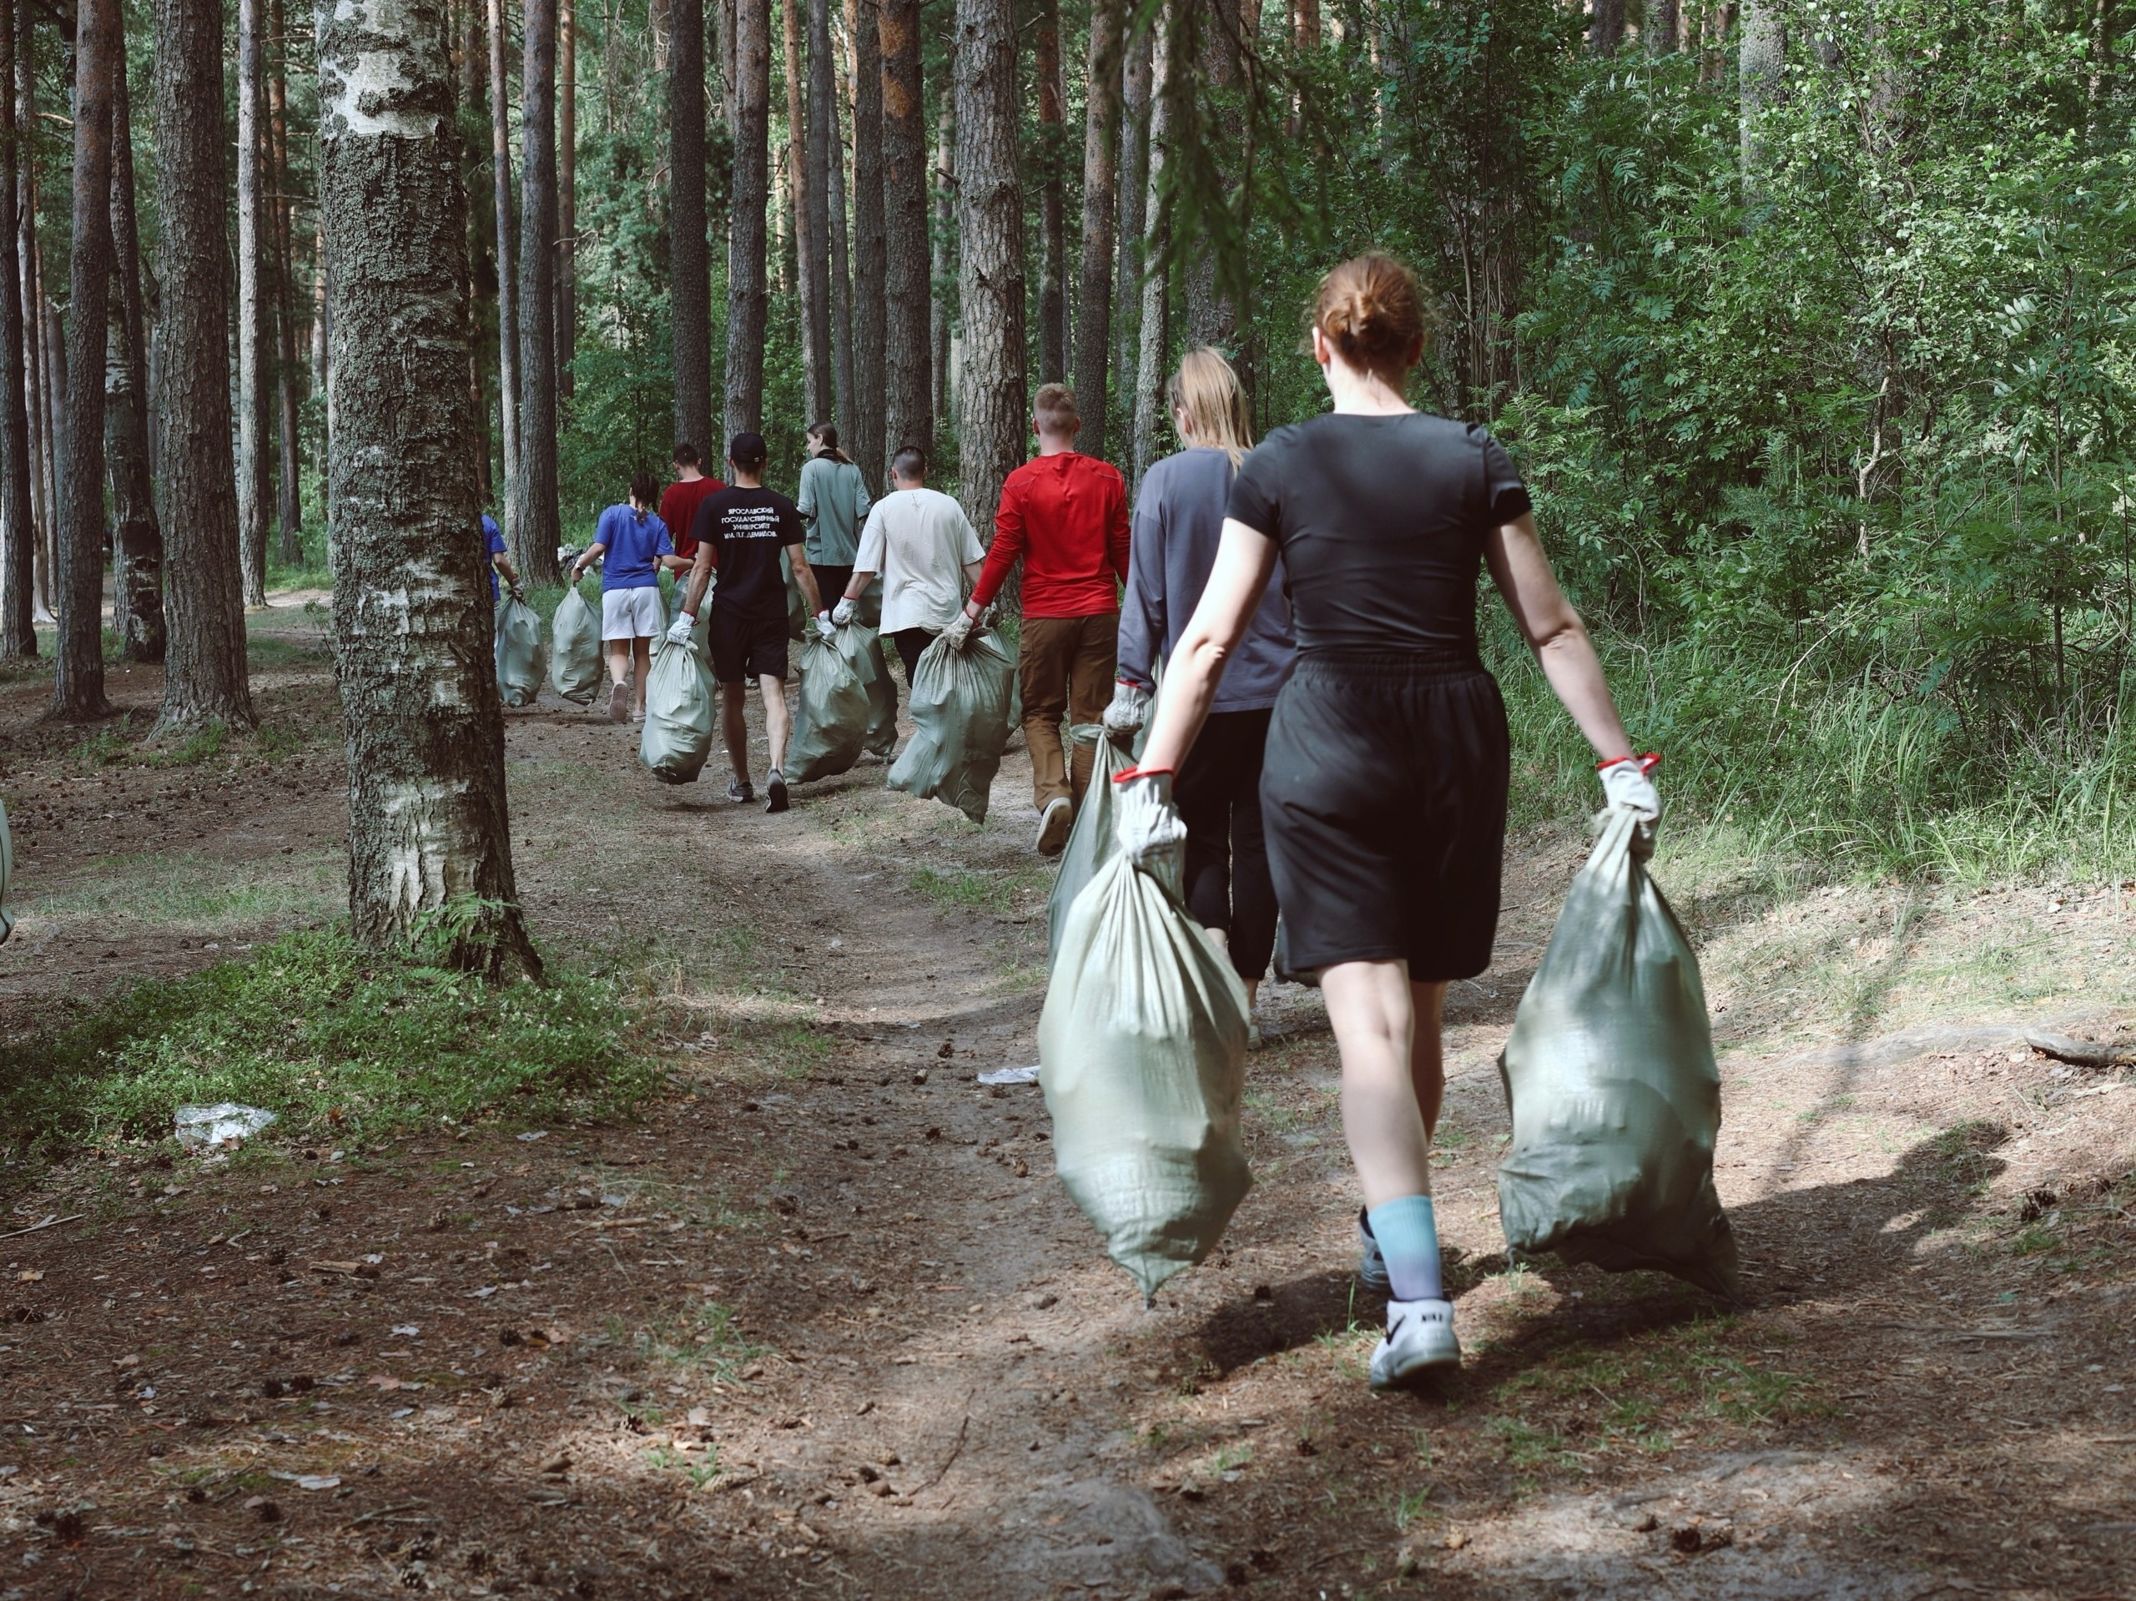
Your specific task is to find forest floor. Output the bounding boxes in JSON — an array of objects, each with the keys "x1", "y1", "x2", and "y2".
[{"x1": 0, "y1": 593, "x2": 2132, "y2": 1600}]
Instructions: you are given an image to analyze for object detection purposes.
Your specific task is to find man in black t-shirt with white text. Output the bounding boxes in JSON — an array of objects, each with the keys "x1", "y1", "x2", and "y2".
[{"x1": 669, "y1": 432, "x2": 827, "y2": 814}]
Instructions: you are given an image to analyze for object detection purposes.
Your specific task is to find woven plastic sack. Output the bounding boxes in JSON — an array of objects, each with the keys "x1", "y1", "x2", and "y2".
[
  {"x1": 852, "y1": 575, "x2": 883, "y2": 629},
  {"x1": 1497, "y1": 807, "x2": 1739, "y2": 1297},
  {"x1": 548, "y1": 584, "x2": 603, "y2": 704},
  {"x1": 494, "y1": 592, "x2": 546, "y2": 708},
  {"x1": 638, "y1": 638, "x2": 716, "y2": 784},
  {"x1": 0, "y1": 799, "x2": 13, "y2": 943},
  {"x1": 1045, "y1": 726, "x2": 1129, "y2": 970},
  {"x1": 787, "y1": 628, "x2": 874, "y2": 783},
  {"x1": 1041, "y1": 849, "x2": 1252, "y2": 1301},
  {"x1": 886, "y1": 627, "x2": 1016, "y2": 823},
  {"x1": 860, "y1": 628, "x2": 898, "y2": 756}
]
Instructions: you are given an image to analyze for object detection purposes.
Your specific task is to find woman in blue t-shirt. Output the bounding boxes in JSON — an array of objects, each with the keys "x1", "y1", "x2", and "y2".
[{"x1": 568, "y1": 471, "x2": 687, "y2": 722}]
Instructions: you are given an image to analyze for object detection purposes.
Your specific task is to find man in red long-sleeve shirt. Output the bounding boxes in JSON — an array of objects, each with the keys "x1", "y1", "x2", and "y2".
[{"x1": 948, "y1": 383, "x2": 1130, "y2": 856}]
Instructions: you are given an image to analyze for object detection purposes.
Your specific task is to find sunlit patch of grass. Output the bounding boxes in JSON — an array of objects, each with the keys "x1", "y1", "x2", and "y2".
[
  {"x1": 635, "y1": 1300, "x2": 761, "y2": 1378},
  {"x1": 28, "y1": 849, "x2": 340, "y2": 936}
]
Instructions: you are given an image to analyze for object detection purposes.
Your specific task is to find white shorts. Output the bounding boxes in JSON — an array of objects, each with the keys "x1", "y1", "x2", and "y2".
[{"x1": 600, "y1": 586, "x2": 665, "y2": 641}]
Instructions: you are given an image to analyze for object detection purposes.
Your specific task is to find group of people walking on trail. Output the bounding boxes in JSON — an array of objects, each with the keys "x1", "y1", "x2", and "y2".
[{"x1": 513, "y1": 250, "x2": 1662, "y2": 1393}]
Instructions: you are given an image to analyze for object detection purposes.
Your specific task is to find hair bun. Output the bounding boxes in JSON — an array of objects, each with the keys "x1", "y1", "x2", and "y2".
[{"x1": 1313, "y1": 253, "x2": 1428, "y2": 376}]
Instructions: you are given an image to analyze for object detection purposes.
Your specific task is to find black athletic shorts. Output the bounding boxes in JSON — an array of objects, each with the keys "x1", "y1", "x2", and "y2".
[
  {"x1": 1259, "y1": 650, "x2": 1510, "y2": 981},
  {"x1": 709, "y1": 606, "x2": 789, "y2": 684}
]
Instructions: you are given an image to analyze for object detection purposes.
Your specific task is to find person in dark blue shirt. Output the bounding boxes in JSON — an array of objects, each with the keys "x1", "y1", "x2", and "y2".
[
  {"x1": 483, "y1": 511, "x2": 520, "y2": 601},
  {"x1": 568, "y1": 472, "x2": 689, "y2": 722}
]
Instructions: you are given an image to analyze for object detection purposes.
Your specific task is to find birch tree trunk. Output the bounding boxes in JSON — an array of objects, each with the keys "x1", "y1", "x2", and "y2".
[
  {"x1": 1131, "y1": 0, "x2": 1174, "y2": 491},
  {"x1": 487, "y1": 0, "x2": 519, "y2": 531},
  {"x1": 1649, "y1": 0, "x2": 1680, "y2": 54},
  {"x1": 0, "y1": 0, "x2": 32, "y2": 657},
  {"x1": 847, "y1": 0, "x2": 883, "y2": 471},
  {"x1": 154, "y1": 0, "x2": 255, "y2": 731},
  {"x1": 671, "y1": 0, "x2": 714, "y2": 452},
  {"x1": 107, "y1": 47, "x2": 163, "y2": 664},
  {"x1": 1033, "y1": 0, "x2": 1067, "y2": 385},
  {"x1": 1740, "y1": 0, "x2": 1785, "y2": 200},
  {"x1": 952, "y1": 0, "x2": 1024, "y2": 536},
  {"x1": 318, "y1": 0, "x2": 539, "y2": 977},
  {"x1": 725, "y1": 0, "x2": 772, "y2": 437},
  {"x1": 1074, "y1": 0, "x2": 1123, "y2": 462},
  {"x1": 1111, "y1": 10, "x2": 1150, "y2": 464},
  {"x1": 235, "y1": 0, "x2": 268, "y2": 607},
  {"x1": 879, "y1": 0, "x2": 929, "y2": 460},
  {"x1": 53, "y1": 0, "x2": 116, "y2": 721},
  {"x1": 517, "y1": 0, "x2": 563, "y2": 581}
]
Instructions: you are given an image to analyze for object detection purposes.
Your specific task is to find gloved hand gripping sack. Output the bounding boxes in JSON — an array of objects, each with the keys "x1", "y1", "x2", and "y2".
[
  {"x1": 786, "y1": 628, "x2": 875, "y2": 782},
  {"x1": 638, "y1": 638, "x2": 717, "y2": 784},
  {"x1": 1495, "y1": 806, "x2": 1739, "y2": 1297},
  {"x1": 548, "y1": 583, "x2": 604, "y2": 704},
  {"x1": 885, "y1": 626, "x2": 1016, "y2": 823},
  {"x1": 1040, "y1": 847, "x2": 1253, "y2": 1302},
  {"x1": 493, "y1": 591, "x2": 546, "y2": 708},
  {"x1": 1044, "y1": 726, "x2": 1129, "y2": 971}
]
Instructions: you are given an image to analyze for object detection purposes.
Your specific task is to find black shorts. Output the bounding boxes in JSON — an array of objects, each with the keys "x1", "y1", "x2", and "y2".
[
  {"x1": 709, "y1": 607, "x2": 789, "y2": 684},
  {"x1": 1260, "y1": 651, "x2": 1509, "y2": 981}
]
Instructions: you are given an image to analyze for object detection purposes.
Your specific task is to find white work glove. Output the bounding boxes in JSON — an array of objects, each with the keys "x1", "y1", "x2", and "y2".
[
  {"x1": 1102, "y1": 680, "x2": 1150, "y2": 745},
  {"x1": 830, "y1": 597, "x2": 857, "y2": 626},
  {"x1": 1598, "y1": 753, "x2": 1661, "y2": 820},
  {"x1": 815, "y1": 613, "x2": 838, "y2": 643},
  {"x1": 941, "y1": 609, "x2": 976, "y2": 651},
  {"x1": 1113, "y1": 767, "x2": 1187, "y2": 894},
  {"x1": 665, "y1": 614, "x2": 697, "y2": 648}
]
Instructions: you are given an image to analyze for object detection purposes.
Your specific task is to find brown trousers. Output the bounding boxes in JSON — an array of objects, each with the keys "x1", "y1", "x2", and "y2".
[{"x1": 1018, "y1": 612, "x2": 1118, "y2": 811}]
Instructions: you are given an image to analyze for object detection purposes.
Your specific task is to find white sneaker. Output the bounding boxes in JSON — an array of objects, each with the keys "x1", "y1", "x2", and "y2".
[
  {"x1": 1036, "y1": 796, "x2": 1073, "y2": 856},
  {"x1": 1369, "y1": 1299, "x2": 1460, "y2": 1390}
]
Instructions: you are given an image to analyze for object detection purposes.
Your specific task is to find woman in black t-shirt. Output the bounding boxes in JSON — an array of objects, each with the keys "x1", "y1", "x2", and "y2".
[{"x1": 1119, "y1": 253, "x2": 1660, "y2": 1391}]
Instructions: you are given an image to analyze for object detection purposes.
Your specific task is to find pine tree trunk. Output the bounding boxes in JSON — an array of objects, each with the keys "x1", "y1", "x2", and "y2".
[
  {"x1": 557, "y1": 0, "x2": 576, "y2": 402},
  {"x1": 318, "y1": 0, "x2": 539, "y2": 978},
  {"x1": 19, "y1": 39, "x2": 49, "y2": 632},
  {"x1": 487, "y1": 0, "x2": 519, "y2": 531},
  {"x1": 270, "y1": 0, "x2": 305, "y2": 553},
  {"x1": 1131, "y1": 0, "x2": 1173, "y2": 492},
  {"x1": 1649, "y1": 0, "x2": 1680, "y2": 54},
  {"x1": 1590, "y1": 0, "x2": 1625, "y2": 54},
  {"x1": 53, "y1": 0, "x2": 116, "y2": 721},
  {"x1": 516, "y1": 0, "x2": 563, "y2": 582},
  {"x1": 1033, "y1": 0, "x2": 1066, "y2": 385},
  {"x1": 725, "y1": 0, "x2": 772, "y2": 437},
  {"x1": 928, "y1": 40, "x2": 953, "y2": 435},
  {"x1": 671, "y1": 0, "x2": 713, "y2": 453},
  {"x1": 878, "y1": 0, "x2": 928, "y2": 462},
  {"x1": 153, "y1": 0, "x2": 255, "y2": 731},
  {"x1": 310, "y1": 218, "x2": 329, "y2": 393},
  {"x1": 107, "y1": 46, "x2": 163, "y2": 664},
  {"x1": 1073, "y1": 0, "x2": 1122, "y2": 462},
  {"x1": 951, "y1": 0, "x2": 1024, "y2": 537},
  {"x1": 817, "y1": 0, "x2": 852, "y2": 432},
  {"x1": 787, "y1": 0, "x2": 828, "y2": 420},
  {"x1": 0, "y1": 0, "x2": 32, "y2": 657},
  {"x1": 235, "y1": 0, "x2": 268, "y2": 608},
  {"x1": 848, "y1": 0, "x2": 885, "y2": 474},
  {"x1": 1111, "y1": 10, "x2": 1149, "y2": 461},
  {"x1": 1184, "y1": 0, "x2": 1242, "y2": 357}
]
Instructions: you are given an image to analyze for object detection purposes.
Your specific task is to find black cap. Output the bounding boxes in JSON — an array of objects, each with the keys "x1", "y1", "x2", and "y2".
[{"x1": 729, "y1": 431, "x2": 767, "y2": 465}]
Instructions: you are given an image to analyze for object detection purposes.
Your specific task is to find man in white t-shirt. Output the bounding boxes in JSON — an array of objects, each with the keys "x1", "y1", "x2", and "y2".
[{"x1": 830, "y1": 446, "x2": 986, "y2": 682}]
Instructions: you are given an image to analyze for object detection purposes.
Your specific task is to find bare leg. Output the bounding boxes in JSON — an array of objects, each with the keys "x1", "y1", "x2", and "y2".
[
  {"x1": 631, "y1": 637, "x2": 653, "y2": 714},
  {"x1": 1319, "y1": 959, "x2": 1432, "y2": 1208},
  {"x1": 721, "y1": 681, "x2": 751, "y2": 785},
  {"x1": 605, "y1": 640, "x2": 631, "y2": 685},
  {"x1": 761, "y1": 674, "x2": 791, "y2": 773},
  {"x1": 1411, "y1": 980, "x2": 1447, "y2": 1142}
]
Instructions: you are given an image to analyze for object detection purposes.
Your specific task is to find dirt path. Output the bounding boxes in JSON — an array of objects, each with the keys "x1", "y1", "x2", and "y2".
[{"x1": 1, "y1": 622, "x2": 2133, "y2": 1599}]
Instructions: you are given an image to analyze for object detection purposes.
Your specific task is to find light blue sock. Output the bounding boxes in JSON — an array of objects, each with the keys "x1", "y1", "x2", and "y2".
[{"x1": 1365, "y1": 1195, "x2": 1444, "y2": 1302}]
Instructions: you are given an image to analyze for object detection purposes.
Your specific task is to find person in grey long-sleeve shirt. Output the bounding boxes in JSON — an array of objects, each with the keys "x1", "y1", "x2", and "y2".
[
  {"x1": 1104, "y1": 350, "x2": 1295, "y2": 1016},
  {"x1": 797, "y1": 423, "x2": 874, "y2": 609}
]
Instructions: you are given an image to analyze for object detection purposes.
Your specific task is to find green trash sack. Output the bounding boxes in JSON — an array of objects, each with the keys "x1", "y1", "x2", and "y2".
[
  {"x1": 787, "y1": 628, "x2": 875, "y2": 783},
  {"x1": 494, "y1": 592, "x2": 546, "y2": 708},
  {"x1": 782, "y1": 549, "x2": 807, "y2": 642},
  {"x1": 548, "y1": 584, "x2": 603, "y2": 704},
  {"x1": 1496, "y1": 807, "x2": 1740, "y2": 1297},
  {"x1": 860, "y1": 629, "x2": 898, "y2": 756},
  {"x1": 1045, "y1": 726, "x2": 1129, "y2": 970},
  {"x1": 886, "y1": 627, "x2": 1016, "y2": 823},
  {"x1": 1040, "y1": 849, "x2": 1253, "y2": 1301},
  {"x1": 0, "y1": 798, "x2": 14, "y2": 943},
  {"x1": 638, "y1": 639, "x2": 716, "y2": 784}
]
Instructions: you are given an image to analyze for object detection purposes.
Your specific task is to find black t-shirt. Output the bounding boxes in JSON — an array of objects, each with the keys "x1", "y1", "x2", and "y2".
[
  {"x1": 1226, "y1": 413, "x2": 1531, "y2": 655},
  {"x1": 693, "y1": 486, "x2": 805, "y2": 621}
]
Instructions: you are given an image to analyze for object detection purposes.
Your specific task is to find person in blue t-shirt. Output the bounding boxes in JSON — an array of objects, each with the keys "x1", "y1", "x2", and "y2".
[
  {"x1": 567, "y1": 472, "x2": 688, "y2": 722},
  {"x1": 483, "y1": 510, "x2": 520, "y2": 601}
]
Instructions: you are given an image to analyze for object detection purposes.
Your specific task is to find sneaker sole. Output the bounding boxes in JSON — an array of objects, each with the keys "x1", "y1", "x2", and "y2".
[
  {"x1": 1036, "y1": 803, "x2": 1072, "y2": 856},
  {"x1": 1370, "y1": 1341, "x2": 1461, "y2": 1391},
  {"x1": 607, "y1": 686, "x2": 629, "y2": 723},
  {"x1": 766, "y1": 779, "x2": 790, "y2": 814}
]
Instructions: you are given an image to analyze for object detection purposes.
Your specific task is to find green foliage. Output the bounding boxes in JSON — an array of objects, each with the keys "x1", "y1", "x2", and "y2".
[{"x1": 0, "y1": 926, "x2": 659, "y2": 1160}]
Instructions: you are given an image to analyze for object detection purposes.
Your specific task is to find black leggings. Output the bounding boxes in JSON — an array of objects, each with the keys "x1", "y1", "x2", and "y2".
[
  {"x1": 1175, "y1": 707, "x2": 1278, "y2": 983},
  {"x1": 890, "y1": 626, "x2": 935, "y2": 683}
]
